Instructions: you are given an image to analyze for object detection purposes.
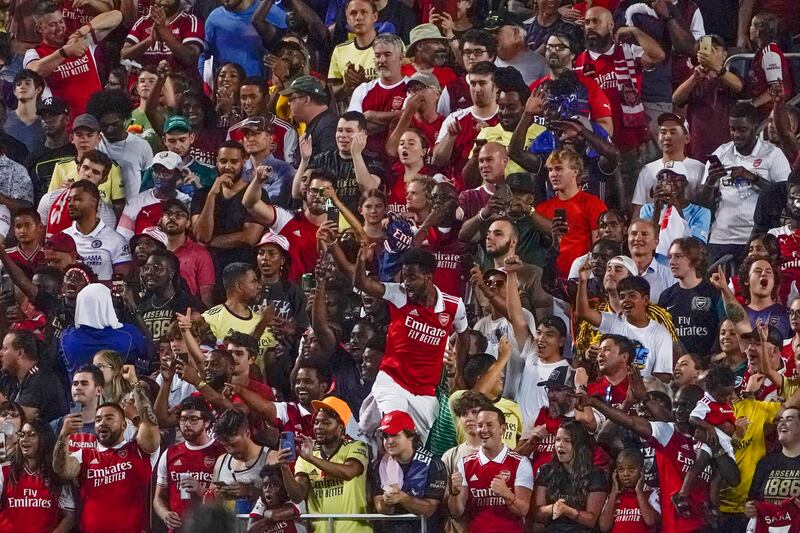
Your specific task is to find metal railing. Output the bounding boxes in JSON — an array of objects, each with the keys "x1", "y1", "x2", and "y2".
[{"x1": 237, "y1": 512, "x2": 427, "y2": 532}]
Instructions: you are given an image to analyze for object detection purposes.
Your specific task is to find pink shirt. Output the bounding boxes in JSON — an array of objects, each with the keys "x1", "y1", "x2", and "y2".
[{"x1": 173, "y1": 238, "x2": 215, "y2": 298}]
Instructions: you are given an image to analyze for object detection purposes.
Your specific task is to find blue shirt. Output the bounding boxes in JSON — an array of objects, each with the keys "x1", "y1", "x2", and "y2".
[
  {"x1": 204, "y1": 2, "x2": 287, "y2": 77},
  {"x1": 640, "y1": 202, "x2": 712, "y2": 243},
  {"x1": 60, "y1": 324, "x2": 152, "y2": 378},
  {"x1": 243, "y1": 154, "x2": 295, "y2": 208}
]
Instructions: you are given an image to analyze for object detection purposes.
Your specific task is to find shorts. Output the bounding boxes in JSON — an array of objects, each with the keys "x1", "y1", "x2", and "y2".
[{"x1": 364, "y1": 371, "x2": 439, "y2": 442}]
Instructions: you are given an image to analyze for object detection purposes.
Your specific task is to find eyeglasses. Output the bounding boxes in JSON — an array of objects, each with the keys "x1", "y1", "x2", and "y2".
[
  {"x1": 0, "y1": 411, "x2": 20, "y2": 418},
  {"x1": 94, "y1": 363, "x2": 113, "y2": 370},
  {"x1": 545, "y1": 43, "x2": 570, "y2": 52},
  {"x1": 179, "y1": 416, "x2": 203, "y2": 424},
  {"x1": 16, "y1": 431, "x2": 38, "y2": 440},
  {"x1": 462, "y1": 49, "x2": 488, "y2": 57},
  {"x1": 485, "y1": 279, "x2": 506, "y2": 288},
  {"x1": 790, "y1": 309, "x2": 800, "y2": 317},
  {"x1": 162, "y1": 210, "x2": 188, "y2": 220},
  {"x1": 307, "y1": 187, "x2": 327, "y2": 197}
]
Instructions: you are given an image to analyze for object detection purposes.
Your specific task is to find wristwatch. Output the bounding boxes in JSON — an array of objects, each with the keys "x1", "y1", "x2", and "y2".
[
  {"x1": 717, "y1": 66, "x2": 728, "y2": 77},
  {"x1": 528, "y1": 205, "x2": 536, "y2": 218}
]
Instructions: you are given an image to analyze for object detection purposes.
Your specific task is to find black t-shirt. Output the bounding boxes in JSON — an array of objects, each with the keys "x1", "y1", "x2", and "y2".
[
  {"x1": 191, "y1": 185, "x2": 268, "y2": 271},
  {"x1": 306, "y1": 108, "x2": 339, "y2": 158},
  {"x1": 260, "y1": 279, "x2": 308, "y2": 330},
  {"x1": 367, "y1": 448, "x2": 448, "y2": 533},
  {"x1": 534, "y1": 465, "x2": 608, "y2": 533},
  {"x1": 137, "y1": 290, "x2": 204, "y2": 342},
  {"x1": 658, "y1": 279, "x2": 723, "y2": 356},
  {"x1": 749, "y1": 451, "x2": 800, "y2": 503},
  {"x1": 13, "y1": 364, "x2": 67, "y2": 422},
  {"x1": 24, "y1": 142, "x2": 76, "y2": 200},
  {"x1": 330, "y1": 346, "x2": 370, "y2": 419},
  {"x1": 32, "y1": 290, "x2": 73, "y2": 392},
  {"x1": 309, "y1": 150, "x2": 384, "y2": 215}
]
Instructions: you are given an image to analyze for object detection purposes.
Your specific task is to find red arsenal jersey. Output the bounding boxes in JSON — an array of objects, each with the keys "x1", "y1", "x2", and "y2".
[
  {"x1": 5, "y1": 245, "x2": 45, "y2": 271},
  {"x1": 648, "y1": 421, "x2": 719, "y2": 533},
  {"x1": 0, "y1": 463, "x2": 74, "y2": 533},
  {"x1": 156, "y1": 439, "x2": 225, "y2": 518},
  {"x1": 381, "y1": 282, "x2": 467, "y2": 396},
  {"x1": 768, "y1": 225, "x2": 800, "y2": 304},
  {"x1": 587, "y1": 375, "x2": 629, "y2": 408},
  {"x1": 747, "y1": 43, "x2": 793, "y2": 109},
  {"x1": 435, "y1": 107, "x2": 499, "y2": 191},
  {"x1": 25, "y1": 34, "x2": 103, "y2": 118},
  {"x1": 349, "y1": 78, "x2": 408, "y2": 156},
  {"x1": 73, "y1": 440, "x2": 157, "y2": 533},
  {"x1": 271, "y1": 207, "x2": 321, "y2": 282},
  {"x1": 609, "y1": 488, "x2": 651, "y2": 533},
  {"x1": 439, "y1": 77, "x2": 471, "y2": 117},
  {"x1": 574, "y1": 44, "x2": 649, "y2": 152},
  {"x1": 422, "y1": 224, "x2": 470, "y2": 299},
  {"x1": 458, "y1": 445, "x2": 533, "y2": 533},
  {"x1": 126, "y1": 12, "x2": 205, "y2": 71},
  {"x1": 61, "y1": 0, "x2": 92, "y2": 35}
]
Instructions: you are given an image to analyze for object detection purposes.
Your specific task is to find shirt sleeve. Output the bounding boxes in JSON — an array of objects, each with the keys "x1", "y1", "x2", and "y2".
[
  {"x1": 690, "y1": 399, "x2": 710, "y2": 420},
  {"x1": 22, "y1": 48, "x2": 40, "y2": 68},
  {"x1": 58, "y1": 484, "x2": 75, "y2": 511},
  {"x1": 382, "y1": 282, "x2": 407, "y2": 307},
  {"x1": 453, "y1": 298, "x2": 468, "y2": 333},
  {"x1": 514, "y1": 455, "x2": 534, "y2": 489},
  {"x1": 116, "y1": 200, "x2": 138, "y2": 241},
  {"x1": 689, "y1": 9, "x2": 705, "y2": 39},
  {"x1": 345, "y1": 440, "x2": 370, "y2": 469},
  {"x1": 761, "y1": 45, "x2": 784, "y2": 84},
  {"x1": 156, "y1": 448, "x2": 169, "y2": 486},
  {"x1": 182, "y1": 15, "x2": 205, "y2": 51},
  {"x1": 347, "y1": 82, "x2": 368, "y2": 112},
  {"x1": 436, "y1": 113, "x2": 455, "y2": 143},
  {"x1": 768, "y1": 148, "x2": 792, "y2": 183},
  {"x1": 639, "y1": 203, "x2": 654, "y2": 221},
  {"x1": 111, "y1": 233, "x2": 133, "y2": 265},
  {"x1": 456, "y1": 456, "x2": 467, "y2": 487},
  {"x1": 632, "y1": 165, "x2": 652, "y2": 206},
  {"x1": 328, "y1": 47, "x2": 343, "y2": 80},
  {"x1": 598, "y1": 312, "x2": 622, "y2": 334},
  {"x1": 271, "y1": 206, "x2": 294, "y2": 233},
  {"x1": 424, "y1": 458, "x2": 448, "y2": 500},
  {"x1": 437, "y1": 87, "x2": 451, "y2": 116},
  {"x1": 126, "y1": 17, "x2": 147, "y2": 43},
  {"x1": 650, "y1": 329, "x2": 674, "y2": 375},
  {"x1": 109, "y1": 166, "x2": 126, "y2": 202},
  {"x1": 648, "y1": 421, "x2": 675, "y2": 448}
]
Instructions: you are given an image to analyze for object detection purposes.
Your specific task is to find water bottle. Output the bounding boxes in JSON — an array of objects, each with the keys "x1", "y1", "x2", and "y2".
[
  {"x1": 178, "y1": 473, "x2": 191, "y2": 500},
  {"x1": 734, "y1": 176, "x2": 752, "y2": 201}
]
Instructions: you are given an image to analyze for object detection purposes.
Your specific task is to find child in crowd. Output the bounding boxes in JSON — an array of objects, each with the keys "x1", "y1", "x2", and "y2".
[
  {"x1": 247, "y1": 464, "x2": 305, "y2": 533},
  {"x1": 599, "y1": 448, "x2": 658, "y2": 532}
]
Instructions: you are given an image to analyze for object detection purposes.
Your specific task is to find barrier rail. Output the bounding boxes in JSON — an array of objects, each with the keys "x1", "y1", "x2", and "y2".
[{"x1": 236, "y1": 512, "x2": 427, "y2": 532}]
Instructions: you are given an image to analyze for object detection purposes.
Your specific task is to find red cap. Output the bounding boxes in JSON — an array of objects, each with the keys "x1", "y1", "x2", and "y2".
[
  {"x1": 378, "y1": 410, "x2": 416, "y2": 435},
  {"x1": 44, "y1": 232, "x2": 78, "y2": 255}
]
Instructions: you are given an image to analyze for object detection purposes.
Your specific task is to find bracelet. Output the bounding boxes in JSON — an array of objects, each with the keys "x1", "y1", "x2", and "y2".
[
  {"x1": 58, "y1": 47, "x2": 67, "y2": 59},
  {"x1": 56, "y1": 439, "x2": 68, "y2": 447},
  {"x1": 197, "y1": 380, "x2": 208, "y2": 389},
  {"x1": 478, "y1": 211, "x2": 488, "y2": 222}
]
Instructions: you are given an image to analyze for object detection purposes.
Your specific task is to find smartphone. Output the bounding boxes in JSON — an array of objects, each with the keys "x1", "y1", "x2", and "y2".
[
  {"x1": 699, "y1": 35, "x2": 713, "y2": 56},
  {"x1": 432, "y1": 0, "x2": 457, "y2": 18},
  {"x1": 707, "y1": 154, "x2": 722, "y2": 167},
  {"x1": 554, "y1": 208, "x2": 567, "y2": 223},
  {"x1": 327, "y1": 204, "x2": 340, "y2": 224},
  {"x1": 111, "y1": 275, "x2": 126, "y2": 299},
  {"x1": 0, "y1": 271, "x2": 12, "y2": 294},
  {"x1": 301, "y1": 273, "x2": 316, "y2": 292},
  {"x1": 280, "y1": 431, "x2": 296, "y2": 461},
  {"x1": 175, "y1": 352, "x2": 189, "y2": 365},
  {"x1": 70, "y1": 401, "x2": 83, "y2": 415}
]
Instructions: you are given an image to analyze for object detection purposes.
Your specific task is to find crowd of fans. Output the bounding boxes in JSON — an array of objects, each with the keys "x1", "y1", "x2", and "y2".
[{"x1": 0, "y1": 0, "x2": 800, "y2": 531}]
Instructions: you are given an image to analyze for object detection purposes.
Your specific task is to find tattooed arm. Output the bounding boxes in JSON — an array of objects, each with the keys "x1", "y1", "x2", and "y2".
[
  {"x1": 133, "y1": 381, "x2": 161, "y2": 454},
  {"x1": 709, "y1": 265, "x2": 752, "y2": 335},
  {"x1": 53, "y1": 413, "x2": 83, "y2": 481}
]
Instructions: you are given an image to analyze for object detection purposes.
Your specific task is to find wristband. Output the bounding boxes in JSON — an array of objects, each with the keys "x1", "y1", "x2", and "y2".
[
  {"x1": 478, "y1": 210, "x2": 489, "y2": 222},
  {"x1": 717, "y1": 66, "x2": 728, "y2": 77},
  {"x1": 58, "y1": 47, "x2": 67, "y2": 59}
]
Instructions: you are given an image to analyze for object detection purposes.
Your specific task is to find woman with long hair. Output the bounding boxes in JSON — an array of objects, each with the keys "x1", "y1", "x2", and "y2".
[
  {"x1": 92, "y1": 349, "x2": 133, "y2": 404},
  {"x1": 387, "y1": 129, "x2": 435, "y2": 213},
  {"x1": 0, "y1": 401, "x2": 26, "y2": 462},
  {"x1": 214, "y1": 62, "x2": 246, "y2": 129},
  {"x1": 0, "y1": 419, "x2": 75, "y2": 532},
  {"x1": 533, "y1": 421, "x2": 607, "y2": 531}
]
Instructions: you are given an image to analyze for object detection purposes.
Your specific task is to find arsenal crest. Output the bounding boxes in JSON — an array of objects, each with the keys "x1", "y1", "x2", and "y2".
[
  {"x1": 204, "y1": 456, "x2": 215, "y2": 468},
  {"x1": 118, "y1": 448, "x2": 129, "y2": 458},
  {"x1": 439, "y1": 312, "x2": 450, "y2": 326}
]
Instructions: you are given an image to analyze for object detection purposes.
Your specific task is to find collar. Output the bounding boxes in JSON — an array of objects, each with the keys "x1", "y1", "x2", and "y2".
[
  {"x1": 588, "y1": 43, "x2": 616, "y2": 60},
  {"x1": 185, "y1": 439, "x2": 217, "y2": 451},
  {"x1": 14, "y1": 244, "x2": 42, "y2": 261},
  {"x1": 96, "y1": 439, "x2": 128, "y2": 452},
  {"x1": 432, "y1": 286, "x2": 446, "y2": 313},
  {"x1": 733, "y1": 137, "x2": 764, "y2": 158},
  {"x1": 478, "y1": 444, "x2": 509, "y2": 465},
  {"x1": 72, "y1": 218, "x2": 106, "y2": 237}
]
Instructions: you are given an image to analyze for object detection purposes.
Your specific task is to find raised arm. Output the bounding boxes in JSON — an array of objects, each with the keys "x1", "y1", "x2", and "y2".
[
  {"x1": 242, "y1": 169, "x2": 277, "y2": 226},
  {"x1": 385, "y1": 95, "x2": 421, "y2": 157},
  {"x1": 0, "y1": 241, "x2": 38, "y2": 301},
  {"x1": 576, "y1": 260, "x2": 602, "y2": 327},
  {"x1": 54, "y1": 414, "x2": 83, "y2": 480},
  {"x1": 251, "y1": 0, "x2": 279, "y2": 46},
  {"x1": 508, "y1": 94, "x2": 544, "y2": 174},
  {"x1": 132, "y1": 380, "x2": 161, "y2": 454},
  {"x1": 353, "y1": 241, "x2": 386, "y2": 299},
  {"x1": 616, "y1": 27, "x2": 665, "y2": 69},
  {"x1": 311, "y1": 261, "x2": 338, "y2": 355},
  {"x1": 710, "y1": 265, "x2": 752, "y2": 335},
  {"x1": 574, "y1": 391, "x2": 654, "y2": 439},
  {"x1": 350, "y1": 133, "x2": 381, "y2": 191}
]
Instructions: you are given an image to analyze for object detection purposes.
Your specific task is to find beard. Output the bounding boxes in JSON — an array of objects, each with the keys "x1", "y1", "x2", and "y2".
[
  {"x1": 586, "y1": 32, "x2": 611, "y2": 51},
  {"x1": 486, "y1": 240, "x2": 511, "y2": 258}
]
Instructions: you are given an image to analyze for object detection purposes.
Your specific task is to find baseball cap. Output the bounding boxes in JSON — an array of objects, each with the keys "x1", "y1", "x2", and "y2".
[
  {"x1": 657, "y1": 160, "x2": 688, "y2": 179},
  {"x1": 164, "y1": 115, "x2": 192, "y2": 134},
  {"x1": 538, "y1": 315, "x2": 568, "y2": 338},
  {"x1": 483, "y1": 11, "x2": 525, "y2": 31},
  {"x1": 407, "y1": 71, "x2": 440, "y2": 91},
  {"x1": 279, "y1": 75, "x2": 327, "y2": 98},
  {"x1": 44, "y1": 232, "x2": 78, "y2": 255},
  {"x1": 506, "y1": 172, "x2": 536, "y2": 194},
  {"x1": 162, "y1": 198, "x2": 190, "y2": 216},
  {"x1": 71, "y1": 114, "x2": 100, "y2": 133},
  {"x1": 152, "y1": 151, "x2": 183, "y2": 171},
  {"x1": 257, "y1": 231, "x2": 290, "y2": 252},
  {"x1": 657, "y1": 112, "x2": 689, "y2": 133},
  {"x1": 37, "y1": 97, "x2": 69, "y2": 117},
  {"x1": 130, "y1": 226, "x2": 168, "y2": 250},
  {"x1": 239, "y1": 116, "x2": 271, "y2": 133},
  {"x1": 741, "y1": 326, "x2": 784, "y2": 347},
  {"x1": 607, "y1": 255, "x2": 638, "y2": 276},
  {"x1": 537, "y1": 365, "x2": 575, "y2": 390},
  {"x1": 311, "y1": 396, "x2": 352, "y2": 426},
  {"x1": 378, "y1": 410, "x2": 416, "y2": 435}
]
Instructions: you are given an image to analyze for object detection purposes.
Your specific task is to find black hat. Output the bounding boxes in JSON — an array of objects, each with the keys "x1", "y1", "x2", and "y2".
[
  {"x1": 162, "y1": 198, "x2": 190, "y2": 216},
  {"x1": 538, "y1": 315, "x2": 568, "y2": 338},
  {"x1": 37, "y1": 97, "x2": 69, "y2": 117},
  {"x1": 537, "y1": 365, "x2": 574, "y2": 390},
  {"x1": 741, "y1": 326, "x2": 784, "y2": 347},
  {"x1": 506, "y1": 172, "x2": 536, "y2": 194},
  {"x1": 484, "y1": 11, "x2": 526, "y2": 31}
]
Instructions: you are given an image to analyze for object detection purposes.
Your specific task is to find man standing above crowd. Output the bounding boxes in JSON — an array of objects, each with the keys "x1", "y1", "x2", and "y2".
[
  {"x1": 280, "y1": 76, "x2": 338, "y2": 157},
  {"x1": 355, "y1": 246, "x2": 467, "y2": 441},
  {"x1": 328, "y1": 0, "x2": 378, "y2": 103},
  {"x1": 485, "y1": 11, "x2": 546, "y2": 86}
]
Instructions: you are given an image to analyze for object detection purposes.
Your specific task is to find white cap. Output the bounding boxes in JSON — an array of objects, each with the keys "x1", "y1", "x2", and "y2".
[
  {"x1": 152, "y1": 151, "x2": 183, "y2": 171},
  {"x1": 0, "y1": 204, "x2": 9, "y2": 238},
  {"x1": 257, "y1": 231, "x2": 290, "y2": 252},
  {"x1": 607, "y1": 255, "x2": 638, "y2": 276}
]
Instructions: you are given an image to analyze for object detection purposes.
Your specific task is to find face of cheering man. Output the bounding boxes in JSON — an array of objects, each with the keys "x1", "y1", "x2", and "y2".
[
  {"x1": 95, "y1": 405, "x2": 126, "y2": 447},
  {"x1": 476, "y1": 409, "x2": 505, "y2": 452}
]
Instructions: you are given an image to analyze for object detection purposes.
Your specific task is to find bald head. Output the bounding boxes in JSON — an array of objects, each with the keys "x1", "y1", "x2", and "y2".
[
  {"x1": 584, "y1": 7, "x2": 614, "y2": 49},
  {"x1": 478, "y1": 142, "x2": 509, "y2": 184}
]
